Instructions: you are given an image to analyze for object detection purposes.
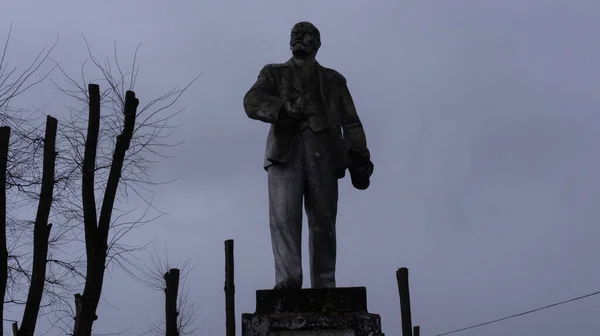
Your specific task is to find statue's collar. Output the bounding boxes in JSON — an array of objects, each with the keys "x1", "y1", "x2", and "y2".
[{"x1": 288, "y1": 57, "x2": 318, "y2": 69}]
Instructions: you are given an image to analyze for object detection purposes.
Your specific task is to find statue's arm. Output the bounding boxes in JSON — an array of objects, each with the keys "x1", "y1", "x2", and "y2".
[
  {"x1": 339, "y1": 77, "x2": 370, "y2": 158},
  {"x1": 243, "y1": 65, "x2": 286, "y2": 124}
]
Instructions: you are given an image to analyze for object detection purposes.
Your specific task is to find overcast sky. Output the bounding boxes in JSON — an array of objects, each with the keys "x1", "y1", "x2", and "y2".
[{"x1": 2, "y1": 0, "x2": 600, "y2": 335}]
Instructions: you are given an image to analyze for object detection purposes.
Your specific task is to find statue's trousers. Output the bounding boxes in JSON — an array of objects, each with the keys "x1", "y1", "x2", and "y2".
[{"x1": 267, "y1": 127, "x2": 338, "y2": 288}]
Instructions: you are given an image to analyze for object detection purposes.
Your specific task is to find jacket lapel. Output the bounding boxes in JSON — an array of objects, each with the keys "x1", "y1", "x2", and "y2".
[
  {"x1": 282, "y1": 59, "x2": 302, "y2": 93},
  {"x1": 317, "y1": 64, "x2": 331, "y2": 112}
]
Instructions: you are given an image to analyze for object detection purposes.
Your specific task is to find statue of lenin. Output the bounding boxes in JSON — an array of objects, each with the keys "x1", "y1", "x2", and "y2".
[{"x1": 243, "y1": 21, "x2": 374, "y2": 290}]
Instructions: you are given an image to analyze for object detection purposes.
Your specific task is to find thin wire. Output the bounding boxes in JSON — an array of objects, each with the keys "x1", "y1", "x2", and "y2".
[{"x1": 435, "y1": 290, "x2": 600, "y2": 336}]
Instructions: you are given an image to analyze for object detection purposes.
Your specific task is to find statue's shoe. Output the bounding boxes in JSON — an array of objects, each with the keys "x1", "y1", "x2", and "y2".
[{"x1": 274, "y1": 278, "x2": 301, "y2": 290}]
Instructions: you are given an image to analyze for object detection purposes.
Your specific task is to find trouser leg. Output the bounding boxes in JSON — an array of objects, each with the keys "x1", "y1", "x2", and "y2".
[
  {"x1": 303, "y1": 131, "x2": 339, "y2": 288},
  {"x1": 268, "y1": 160, "x2": 304, "y2": 287}
]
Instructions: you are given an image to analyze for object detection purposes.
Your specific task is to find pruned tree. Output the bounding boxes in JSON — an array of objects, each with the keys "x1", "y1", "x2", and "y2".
[
  {"x1": 71, "y1": 81, "x2": 138, "y2": 336},
  {"x1": 0, "y1": 125, "x2": 11, "y2": 336},
  {"x1": 0, "y1": 25, "x2": 63, "y2": 336},
  {"x1": 0, "y1": 28, "x2": 197, "y2": 335},
  {"x1": 164, "y1": 268, "x2": 180, "y2": 336},
  {"x1": 17, "y1": 116, "x2": 58, "y2": 336},
  {"x1": 135, "y1": 248, "x2": 200, "y2": 336},
  {"x1": 43, "y1": 39, "x2": 200, "y2": 336}
]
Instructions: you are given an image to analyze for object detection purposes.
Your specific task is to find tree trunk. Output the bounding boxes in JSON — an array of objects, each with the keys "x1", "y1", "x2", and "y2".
[
  {"x1": 164, "y1": 268, "x2": 180, "y2": 336},
  {"x1": 72, "y1": 83, "x2": 101, "y2": 336},
  {"x1": 18, "y1": 116, "x2": 57, "y2": 336},
  {"x1": 72, "y1": 85, "x2": 138, "y2": 336},
  {"x1": 0, "y1": 126, "x2": 11, "y2": 336}
]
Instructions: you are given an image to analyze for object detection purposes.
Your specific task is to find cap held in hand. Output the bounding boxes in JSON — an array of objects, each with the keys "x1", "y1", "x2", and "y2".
[{"x1": 347, "y1": 149, "x2": 373, "y2": 190}]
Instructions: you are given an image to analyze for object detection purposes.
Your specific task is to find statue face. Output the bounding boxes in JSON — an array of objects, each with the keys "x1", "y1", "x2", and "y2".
[{"x1": 290, "y1": 22, "x2": 321, "y2": 57}]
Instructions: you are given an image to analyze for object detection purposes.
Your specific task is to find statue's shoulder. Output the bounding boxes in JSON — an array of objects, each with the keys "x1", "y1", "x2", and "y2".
[
  {"x1": 318, "y1": 65, "x2": 347, "y2": 84},
  {"x1": 268, "y1": 62, "x2": 289, "y2": 68},
  {"x1": 262, "y1": 62, "x2": 288, "y2": 71}
]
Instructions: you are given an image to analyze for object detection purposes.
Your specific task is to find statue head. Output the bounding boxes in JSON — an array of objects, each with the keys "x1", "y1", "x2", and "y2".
[{"x1": 290, "y1": 21, "x2": 321, "y2": 58}]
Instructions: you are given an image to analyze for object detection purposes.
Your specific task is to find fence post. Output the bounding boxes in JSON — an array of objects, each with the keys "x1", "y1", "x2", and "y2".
[
  {"x1": 12, "y1": 322, "x2": 18, "y2": 336},
  {"x1": 225, "y1": 239, "x2": 235, "y2": 336},
  {"x1": 413, "y1": 325, "x2": 420, "y2": 336},
  {"x1": 396, "y1": 267, "x2": 413, "y2": 336}
]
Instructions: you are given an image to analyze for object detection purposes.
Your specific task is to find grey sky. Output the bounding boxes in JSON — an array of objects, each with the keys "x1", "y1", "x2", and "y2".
[{"x1": 2, "y1": 0, "x2": 600, "y2": 335}]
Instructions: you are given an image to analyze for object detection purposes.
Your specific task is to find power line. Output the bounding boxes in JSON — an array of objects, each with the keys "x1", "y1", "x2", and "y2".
[{"x1": 435, "y1": 289, "x2": 600, "y2": 336}]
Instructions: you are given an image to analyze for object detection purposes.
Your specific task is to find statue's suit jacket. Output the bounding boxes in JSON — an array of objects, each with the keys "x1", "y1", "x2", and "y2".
[{"x1": 243, "y1": 59, "x2": 369, "y2": 178}]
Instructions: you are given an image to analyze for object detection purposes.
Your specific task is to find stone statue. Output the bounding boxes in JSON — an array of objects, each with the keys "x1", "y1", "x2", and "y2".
[{"x1": 243, "y1": 21, "x2": 374, "y2": 290}]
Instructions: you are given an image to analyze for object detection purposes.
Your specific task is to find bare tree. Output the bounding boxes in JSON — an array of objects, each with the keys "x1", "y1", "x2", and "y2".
[
  {"x1": 44, "y1": 39, "x2": 200, "y2": 336},
  {"x1": 0, "y1": 25, "x2": 65, "y2": 336},
  {"x1": 0, "y1": 29, "x2": 196, "y2": 334},
  {"x1": 136, "y1": 248, "x2": 200, "y2": 336},
  {"x1": 0, "y1": 125, "x2": 11, "y2": 336},
  {"x1": 70, "y1": 81, "x2": 138, "y2": 336},
  {"x1": 17, "y1": 116, "x2": 57, "y2": 336},
  {"x1": 164, "y1": 268, "x2": 180, "y2": 336}
]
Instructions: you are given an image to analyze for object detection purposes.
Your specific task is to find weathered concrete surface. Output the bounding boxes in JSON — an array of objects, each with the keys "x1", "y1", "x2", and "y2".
[
  {"x1": 242, "y1": 287, "x2": 383, "y2": 336},
  {"x1": 242, "y1": 312, "x2": 381, "y2": 336}
]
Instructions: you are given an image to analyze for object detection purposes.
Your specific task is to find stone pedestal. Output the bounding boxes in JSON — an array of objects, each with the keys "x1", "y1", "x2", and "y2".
[{"x1": 242, "y1": 287, "x2": 383, "y2": 336}]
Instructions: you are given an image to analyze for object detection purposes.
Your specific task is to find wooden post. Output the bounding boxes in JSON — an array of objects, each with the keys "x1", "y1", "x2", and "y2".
[
  {"x1": 396, "y1": 267, "x2": 413, "y2": 336},
  {"x1": 225, "y1": 239, "x2": 235, "y2": 336},
  {"x1": 413, "y1": 325, "x2": 420, "y2": 336}
]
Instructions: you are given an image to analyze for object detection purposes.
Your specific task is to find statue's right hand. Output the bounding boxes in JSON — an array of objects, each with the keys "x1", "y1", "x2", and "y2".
[{"x1": 283, "y1": 97, "x2": 307, "y2": 121}]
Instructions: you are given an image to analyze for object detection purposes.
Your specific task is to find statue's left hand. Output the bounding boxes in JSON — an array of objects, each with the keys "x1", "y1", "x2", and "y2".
[
  {"x1": 347, "y1": 149, "x2": 373, "y2": 189},
  {"x1": 354, "y1": 160, "x2": 374, "y2": 175},
  {"x1": 349, "y1": 160, "x2": 373, "y2": 190}
]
